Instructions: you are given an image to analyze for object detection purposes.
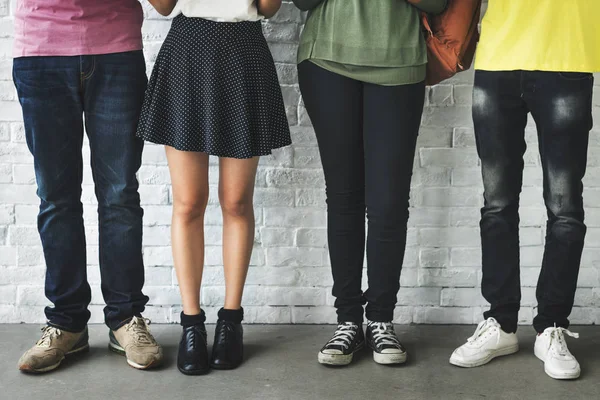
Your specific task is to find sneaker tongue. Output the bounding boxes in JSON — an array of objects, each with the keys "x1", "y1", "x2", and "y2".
[
  {"x1": 467, "y1": 319, "x2": 498, "y2": 343},
  {"x1": 37, "y1": 327, "x2": 59, "y2": 347},
  {"x1": 552, "y1": 337, "x2": 567, "y2": 355},
  {"x1": 131, "y1": 322, "x2": 155, "y2": 345},
  {"x1": 370, "y1": 323, "x2": 402, "y2": 350},
  {"x1": 325, "y1": 324, "x2": 357, "y2": 350}
]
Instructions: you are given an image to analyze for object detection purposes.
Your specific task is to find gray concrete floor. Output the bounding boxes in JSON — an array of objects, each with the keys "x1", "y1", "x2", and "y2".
[{"x1": 0, "y1": 325, "x2": 599, "y2": 400}]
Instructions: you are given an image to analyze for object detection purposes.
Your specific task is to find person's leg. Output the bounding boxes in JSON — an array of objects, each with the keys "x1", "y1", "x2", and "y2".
[
  {"x1": 165, "y1": 147, "x2": 211, "y2": 374},
  {"x1": 84, "y1": 51, "x2": 161, "y2": 370},
  {"x1": 82, "y1": 51, "x2": 149, "y2": 330},
  {"x1": 209, "y1": 156, "x2": 259, "y2": 370},
  {"x1": 298, "y1": 61, "x2": 366, "y2": 324},
  {"x1": 362, "y1": 81, "x2": 424, "y2": 323},
  {"x1": 218, "y1": 156, "x2": 260, "y2": 310},
  {"x1": 527, "y1": 72, "x2": 592, "y2": 380},
  {"x1": 165, "y1": 148, "x2": 210, "y2": 315},
  {"x1": 298, "y1": 61, "x2": 366, "y2": 366},
  {"x1": 360, "y1": 80, "x2": 425, "y2": 365},
  {"x1": 526, "y1": 71, "x2": 592, "y2": 333},
  {"x1": 474, "y1": 71, "x2": 529, "y2": 334},
  {"x1": 449, "y1": 71, "x2": 527, "y2": 369},
  {"x1": 13, "y1": 56, "x2": 90, "y2": 332},
  {"x1": 13, "y1": 55, "x2": 90, "y2": 373}
]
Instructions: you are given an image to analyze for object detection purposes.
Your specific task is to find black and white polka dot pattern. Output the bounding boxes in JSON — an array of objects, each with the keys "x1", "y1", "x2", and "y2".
[{"x1": 136, "y1": 15, "x2": 291, "y2": 159}]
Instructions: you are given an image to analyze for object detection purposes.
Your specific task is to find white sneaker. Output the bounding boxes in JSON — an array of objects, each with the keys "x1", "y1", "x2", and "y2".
[
  {"x1": 449, "y1": 317, "x2": 519, "y2": 368},
  {"x1": 534, "y1": 326, "x2": 580, "y2": 380}
]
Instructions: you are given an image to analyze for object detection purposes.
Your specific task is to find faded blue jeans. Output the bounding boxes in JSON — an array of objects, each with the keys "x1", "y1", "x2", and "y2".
[
  {"x1": 473, "y1": 70, "x2": 593, "y2": 333},
  {"x1": 13, "y1": 51, "x2": 149, "y2": 331}
]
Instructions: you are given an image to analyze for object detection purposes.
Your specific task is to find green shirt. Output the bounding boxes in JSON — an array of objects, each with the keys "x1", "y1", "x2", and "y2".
[{"x1": 294, "y1": 0, "x2": 447, "y2": 86}]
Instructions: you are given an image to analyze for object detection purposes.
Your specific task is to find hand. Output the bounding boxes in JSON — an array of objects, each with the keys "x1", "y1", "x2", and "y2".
[
  {"x1": 257, "y1": 0, "x2": 282, "y2": 19},
  {"x1": 148, "y1": 0, "x2": 177, "y2": 16}
]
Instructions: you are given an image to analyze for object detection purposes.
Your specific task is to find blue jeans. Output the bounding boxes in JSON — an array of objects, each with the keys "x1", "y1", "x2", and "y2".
[
  {"x1": 473, "y1": 70, "x2": 593, "y2": 333},
  {"x1": 13, "y1": 51, "x2": 149, "y2": 332}
]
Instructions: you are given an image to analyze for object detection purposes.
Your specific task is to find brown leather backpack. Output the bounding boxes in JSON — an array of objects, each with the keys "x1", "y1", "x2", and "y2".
[{"x1": 422, "y1": 0, "x2": 482, "y2": 86}]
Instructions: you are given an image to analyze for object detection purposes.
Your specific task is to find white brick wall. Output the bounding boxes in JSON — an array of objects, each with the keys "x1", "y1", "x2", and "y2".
[{"x1": 1, "y1": 1, "x2": 600, "y2": 325}]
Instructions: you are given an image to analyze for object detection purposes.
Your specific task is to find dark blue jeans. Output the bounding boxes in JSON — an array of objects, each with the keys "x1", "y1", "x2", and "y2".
[
  {"x1": 13, "y1": 51, "x2": 149, "y2": 332},
  {"x1": 473, "y1": 70, "x2": 593, "y2": 333}
]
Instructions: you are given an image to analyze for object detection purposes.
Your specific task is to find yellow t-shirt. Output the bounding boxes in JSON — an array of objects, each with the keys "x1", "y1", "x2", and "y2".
[{"x1": 475, "y1": 0, "x2": 600, "y2": 72}]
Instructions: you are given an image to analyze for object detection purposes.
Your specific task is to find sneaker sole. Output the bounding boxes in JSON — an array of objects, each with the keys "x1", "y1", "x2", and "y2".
[
  {"x1": 534, "y1": 346, "x2": 581, "y2": 380},
  {"x1": 367, "y1": 340, "x2": 408, "y2": 365},
  {"x1": 449, "y1": 343, "x2": 519, "y2": 368},
  {"x1": 19, "y1": 343, "x2": 90, "y2": 374},
  {"x1": 318, "y1": 341, "x2": 365, "y2": 366},
  {"x1": 108, "y1": 341, "x2": 161, "y2": 370},
  {"x1": 373, "y1": 351, "x2": 407, "y2": 365}
]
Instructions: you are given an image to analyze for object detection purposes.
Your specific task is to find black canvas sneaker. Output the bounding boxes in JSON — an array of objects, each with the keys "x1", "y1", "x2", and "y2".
[
  {"x1": 318, "y1": 322, "x2": 365, "y2": 366},
  {"x1": 366, "y1": 321, "x2": 407, "y2": 365}
]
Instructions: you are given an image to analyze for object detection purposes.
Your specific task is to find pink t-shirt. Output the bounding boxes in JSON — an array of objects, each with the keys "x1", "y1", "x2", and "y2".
[{"x1": 13, "y1": 0, "x2": 144, "y2": 57}]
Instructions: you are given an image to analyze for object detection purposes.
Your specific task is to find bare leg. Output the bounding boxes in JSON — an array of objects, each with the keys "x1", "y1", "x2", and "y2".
[
  {"x1": 166, "y1": 146, "x2": 210, "y2": 315},
  {"x1": 218, "y1": 157, "x2": 260, "y2": 310}
]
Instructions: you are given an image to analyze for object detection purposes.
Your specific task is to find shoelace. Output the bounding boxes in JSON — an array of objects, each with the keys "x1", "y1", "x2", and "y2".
[
  {"x1": 125, "y1": 316, "x2": 156, "y2": 345},
  {"x1": 547, "y1": 326, "x2": 579, "y2": 356},
  {"x1": 37, "y1": 326, "x2": 62, "y2": 348},
  {"x1": 325, "y1": 323, "x2": 358, "y2": 350},
  {"x1": 368, "y1": 322, "x2": 403, "y2": 349},
  {"x1": 189, "y1": 326, "x2": 206, "y2": 350},
  {"x1": 467, "y1": 317, "x2": 501, "y2": 346},
  {"x1": 217, "y1": 321, "x2": 236, "y2": 342}
]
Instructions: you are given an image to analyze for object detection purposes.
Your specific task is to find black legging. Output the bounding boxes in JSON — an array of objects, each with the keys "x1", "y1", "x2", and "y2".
[{"x1": 298, "y1": 61, "x2": 425, "y2": 323}]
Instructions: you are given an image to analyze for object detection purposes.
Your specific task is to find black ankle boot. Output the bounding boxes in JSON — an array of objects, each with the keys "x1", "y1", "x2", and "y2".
[
  {"x1": 178, "y1": 322, "x2": 209, "y2": 375},
  {"x1": 210, "y1": 309, "x2": 243, "y2": 369}
]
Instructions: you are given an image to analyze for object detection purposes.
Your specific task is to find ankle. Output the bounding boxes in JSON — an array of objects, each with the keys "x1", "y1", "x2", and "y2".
[
  {"x1": 180, "y1": 310, "x2": 206, "y2": 328},
  {"x1": 218, "y1": 307, "x2": 244, "y2": 323}
]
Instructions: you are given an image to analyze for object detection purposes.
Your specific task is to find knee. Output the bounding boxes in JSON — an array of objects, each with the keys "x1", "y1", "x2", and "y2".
[
  {"x1": 325, "y1": 188, "x2": 365, "y2": 213},
  {"x1": 481, "y1": 167, "x2": 519, "y2": 213},
  {"x1": 367, "y1": 198, "x2": 409, "y2": 228},
  {"x1": 99, "y1": 183, "x2": 140, "y2": 207},
  {"x1": 545, "y1": 170, "x2": 583, "y2": 219},
  {"x1": 36, "y1": 170, "x2": 82, "y2": 206},
  {"x1": 545, "y1": 191, "x2": 583, "y2": 222},
  {"x1": 220, "y1": 196, "x2": 253, "y2": 218},
  {"x1": 39, "y1": 187, "x2": 82, "y2": 207},
  {"x1": 173, "y1": 196, "x2": 209, "y2": 222},
  {"x1": 546, "y1": 193, "x2": 572, "y2": 217},
  {"x1": 483, "y1": 192, "x2": 516, "y2": 213}
]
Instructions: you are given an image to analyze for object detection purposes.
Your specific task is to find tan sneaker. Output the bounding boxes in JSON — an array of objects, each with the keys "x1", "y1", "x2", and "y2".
[
  {"x1": 18, "y1": 326, "x2": 89, "y2": 373},
  {"x1": 109, "y1": 316, "x2": 163, "y2": 370}
]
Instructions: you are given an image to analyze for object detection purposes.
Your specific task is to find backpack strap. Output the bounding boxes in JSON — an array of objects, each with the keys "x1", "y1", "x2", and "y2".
[{"x1": 421, "y1": 12, "x2": 434, "y2": 38}]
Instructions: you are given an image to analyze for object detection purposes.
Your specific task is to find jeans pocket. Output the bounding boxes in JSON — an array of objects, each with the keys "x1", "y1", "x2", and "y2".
[
  {"x1": 13, "y1": 58, "x2": 77, "y2": 91},
  {"x1": 558, "y1": 72, "x2": 593, "y2": 81},
  {"x1": 14, "y1": 71, "x2": 62, "y2": 90}
]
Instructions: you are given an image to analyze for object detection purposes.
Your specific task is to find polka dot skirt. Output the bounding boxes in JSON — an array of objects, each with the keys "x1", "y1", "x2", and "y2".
[{"x1": 136, "y1": 15, "x2": 291, "y2": 159}]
